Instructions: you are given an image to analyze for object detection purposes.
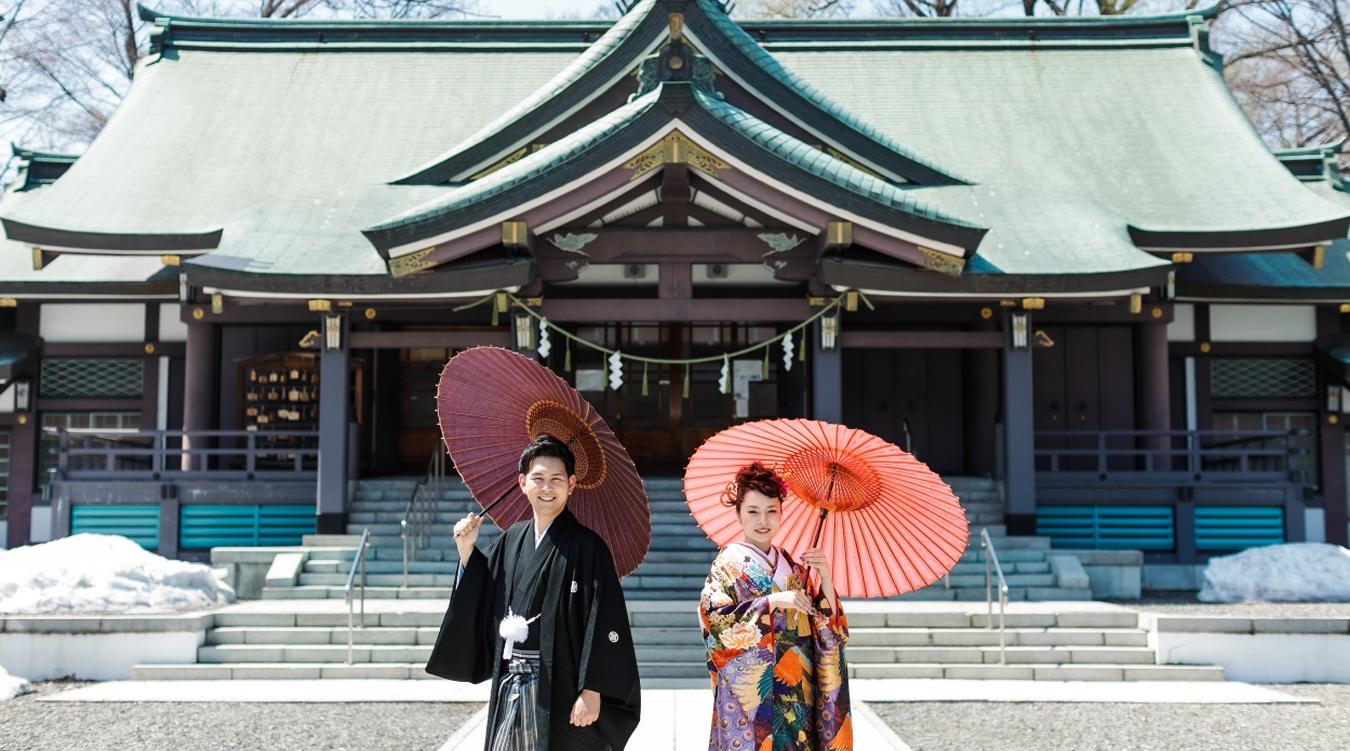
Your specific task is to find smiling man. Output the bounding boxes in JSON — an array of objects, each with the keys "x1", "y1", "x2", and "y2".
[{"x1": 426, "y1": 435, "x2": 641, "y2": 751}]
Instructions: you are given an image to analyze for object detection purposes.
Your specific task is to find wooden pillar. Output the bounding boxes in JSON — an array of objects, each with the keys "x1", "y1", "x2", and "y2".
[
  {"x1": 6, "y1": 304, "x2": 38, "y2": 548},
  {"x1": 1134, "y1": 319, "x2": 1171, "y2": 470},
  {"x1": 1002, "y1": 312, "x2": 1036, "y2": 535},
  {"x1": 181, "y1": 320, "x2": 219, "y2": 471},
  {"x1": 1318, "y1": 307, "x2": 1347, "y2": 546},
  {"x1": 811, "y1": 318, "x2": 842, "y2": 423},
  {"x1": 317, "y1": 314, "x2": 349, "y2": 534},
  {"x1": 964, "y1": 318, "x2": 999, "y2": 477}
]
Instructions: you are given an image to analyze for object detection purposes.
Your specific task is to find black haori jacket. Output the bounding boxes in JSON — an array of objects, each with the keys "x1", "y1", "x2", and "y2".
[{"x1": 426, "y1": 508, "x2": 641, "y2": 750}]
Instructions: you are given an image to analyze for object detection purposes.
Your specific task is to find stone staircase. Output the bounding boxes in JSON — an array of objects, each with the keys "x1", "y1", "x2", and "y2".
[
  {"x1": 130, "y1": 602, "x2": 1224, "y2": 682},
  {"x1": 261, "y1": 475, "x2": 1091, "y2": 603}
]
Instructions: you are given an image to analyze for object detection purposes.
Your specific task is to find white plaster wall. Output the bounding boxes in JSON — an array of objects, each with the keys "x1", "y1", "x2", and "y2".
[
  {"x1": 157, "y1": 303, "x2": 188, "y2": 342},
  {"x1": 1167, "y1": 303, "x2": 1195, "y2": 342},
  {"x1": 1305, "y1": 507, "x2": 1327, "y2": 544},
  {"x1": 0, "y1": 383, "x2": 14, "y2": 414},
  {"x1": 29, "y1": 506, "x2": 51, "y2": 544},
  {"x1": 0, "y1": 632, "x2": 203, "y2": 681},
  {"x1": 39, "y1": 303, "x2": 146, "y2": 343},
  {"x1": 1209, "y1": 304, "x2": 1316, "y2": 342},
  {"x1": 0, "y1": 520, "x2": 7, "y2": 549},
  {"x1": 1156, "y1": 632, "x2": 1350, "y2": 683}
]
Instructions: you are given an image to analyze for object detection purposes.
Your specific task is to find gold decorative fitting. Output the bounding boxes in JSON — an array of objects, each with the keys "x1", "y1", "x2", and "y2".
[
  {"x1": 495, "y1": 291, "x2": 510, "y2": 314},
  {"x1": 336, "y1": 301, "x2": 353, "y2": 308},
  {"x1": 1021, "y1": 298, "x2": 1046, "y2": 310},
  {"x1": 144, "y1": 343, "x2": 156, "y2": 354},
  {"x1": 825, "y1": 221, "x2": 853, "y2": 248},
  {"x1": 823, "y1": 146, "x2": 882, "y2": 179},
  {"x1": 1151, "y1": 307, "x2": 1163, "y2": 319},
  {"x1": 161, "y1": 255, "x2": 182, "y2": 267},
  {"x1": 980, "y1": 307, "x2": 993, "y2": 320},
  {"x1": 1331, "y1": 415, "x2": 1341, "y2": 425},
  {"x1": 0, "y1": 298, "x2": 16, "y2": 308},
  {"x1": 30, "y1": 248, "x2": 45, "y2": 271},
  {"x1": 625, "y1": 130, "x2": 730, "y2": 181},
  {"x1": 1313, "y1": 244, "x2": 1327, "y2": 269},
  {"x1": 668, "y1": 11, "x2": 684, "y2": 40},
  {"x1": 845, "y1": 291, "x2": 859, "y2": 312},
  {"x1": 1341, "y1": 303, "x2": 1350, "y2": 314},
  {"x1": 1200, "y1": 342, "x2": 1212, "y2": 353},
  {"x1": 668, "y1": 55, "x2": 684, "y2": 70},
  {"x1": 17, "y1": 414, "x2": 27, "y2": 425},
  {"x1": 807, "y1": 296, "x2": 828, "y2": 307},
  {"x1": 192, "y1": 308, "x2": 205, "y2": 320},
  {"x1": 1170, "y1": 252, "x2": 1194, "y2": 264},
  {"x1": 364, "y1": 308, "x2": 377, "y2": 320},
  {"x1": 917, "y1": 246, "x2": 964, "y2": 277},
  {"x1": 468, "y1": 143, "x2": 547, "y2": 181},
  {"x1": 389, "y1": 247, "x2": 436, "y2": 277},
  {"x1": 502, "y1": 220, "x2": 529, "y2": 247},
  {"x1": 211, "y1": 293, "x2": 224, "y2": 314},
  {"x1": 999, "y1": 300, "x2": 1017, "y2": 308},
  {"x1": 308, "y1": 299, "x2": 333, "y2": 312},
  {"x1": 525, "y1": 297, "x2": 544, "y2": 307},
  {"x1": 1129, "y1": 294, "x2": 1143, "y2": 314}
]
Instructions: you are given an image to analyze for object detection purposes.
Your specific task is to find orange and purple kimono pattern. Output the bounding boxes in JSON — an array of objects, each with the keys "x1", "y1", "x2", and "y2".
[{"x1": 698, "y1": 545, "x2": 852, "y2": 751}]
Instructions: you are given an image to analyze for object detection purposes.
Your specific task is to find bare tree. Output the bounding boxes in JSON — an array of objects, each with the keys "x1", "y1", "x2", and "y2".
[
  {"x1": 0, "y1": 0, "x2": 483, "y2": 162},
  {"x1": 734, "y1": 0, "x2": 859, "y2": 18}
]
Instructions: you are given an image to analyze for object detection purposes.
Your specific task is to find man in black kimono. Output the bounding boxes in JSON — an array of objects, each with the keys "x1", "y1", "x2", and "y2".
[{"x1": 426, "y1": 435, "x2": 641, "y2": 751}]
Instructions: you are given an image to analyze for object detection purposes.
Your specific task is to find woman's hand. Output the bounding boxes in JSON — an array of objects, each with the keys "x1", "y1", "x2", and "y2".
[
  {"x1": 570, "y1": 689, "x2": 601, "y2": 727},
  {"x1": 767, "y1": 590, "x2": 815, "y2": 615},
  {"x1": 801, "y1": 549, "x2": 832, "y2": 586}
]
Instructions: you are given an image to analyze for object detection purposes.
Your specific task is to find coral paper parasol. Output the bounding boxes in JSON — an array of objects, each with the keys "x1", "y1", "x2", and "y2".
[{"x1": 684, "y1": 419, "x2": 968, "y2": 598}]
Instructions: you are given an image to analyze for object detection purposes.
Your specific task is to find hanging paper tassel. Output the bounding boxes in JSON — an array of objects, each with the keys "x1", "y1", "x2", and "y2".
[
  {"x1": 762, "y1": 345, "x2": 770, "y2": 379},
  {"x1": 608, "y1": 351, "x2": 624, "y2": 390},
  {"x1": 798, "y1": 329, "x2": 807, "y2": 362},
  {"x1": 718, "y1": 354, "x2": 730, "y2": 395},
  {"x1": 682, "y1": 363, "x2": 691, "y2": 399},
  {"x1": 564, "y1": 339, "x2": 572, "y2": 372},
  {"x1": 641, "y1": 361, "x2": 649, "y2": 396},
  {"x1": 537, "y1": 317, "x2": 552, "y2": 360},
  {"x1": 491, "y1": 305, "x2": 499, "y2": 327},
  {"x1": 782, "y1": 330, "x2": 795, "y2": 372},
  {"x1": 602, "y1": 351, "x2": 609, "y2": 387}
]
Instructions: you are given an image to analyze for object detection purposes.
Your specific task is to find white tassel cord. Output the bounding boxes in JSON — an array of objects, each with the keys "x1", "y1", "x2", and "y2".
[{"x1": 499, "y1": 609, "x2": 542, "y2": 660}]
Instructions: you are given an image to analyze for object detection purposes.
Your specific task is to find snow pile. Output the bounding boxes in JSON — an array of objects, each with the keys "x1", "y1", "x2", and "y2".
[
  {"x1": 0, "y1": 534, "x2": 234, "y2": 614},
  {"x1": 0, "y1": 665, "x2": 30, "y2": 701},
  {"x1": 1199, "y1": 543, "x2": 1350, "y2": 603}
]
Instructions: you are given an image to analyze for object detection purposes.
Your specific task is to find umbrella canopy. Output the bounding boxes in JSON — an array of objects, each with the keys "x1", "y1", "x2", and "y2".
[
  {"x1": 437, "y1": 347, "x2": 651, "y2": 578},
  {"x1": 683, "y1": 419, "x2": 968, "y2": 598}
]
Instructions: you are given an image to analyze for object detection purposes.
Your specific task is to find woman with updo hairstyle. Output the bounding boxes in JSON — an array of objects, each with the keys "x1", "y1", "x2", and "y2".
[{"x1": 698, "y1": 462, "x2": 852, "y2": 750}]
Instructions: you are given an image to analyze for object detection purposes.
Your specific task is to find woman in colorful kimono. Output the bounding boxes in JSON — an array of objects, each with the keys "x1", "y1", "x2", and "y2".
[{"x1": 698, "y1": 462, "x2": 851, "y2": 751}]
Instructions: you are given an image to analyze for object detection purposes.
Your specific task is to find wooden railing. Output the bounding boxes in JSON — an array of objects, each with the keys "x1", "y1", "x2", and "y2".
[
  {"x1": 1034, "y1": 429, "x2": 1309, "y2": 485},
  {"x1": 45, "y1": 427, "x2": 319, "y2": 481}
]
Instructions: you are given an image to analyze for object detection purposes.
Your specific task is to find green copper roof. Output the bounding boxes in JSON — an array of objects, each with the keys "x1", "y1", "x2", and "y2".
[
  {"x1": 770, "y1": 44, "x2": 1349, "y2": 243},
  {"x1": 1178, "y1": 244, "x2": 1350, "y2": 292}
]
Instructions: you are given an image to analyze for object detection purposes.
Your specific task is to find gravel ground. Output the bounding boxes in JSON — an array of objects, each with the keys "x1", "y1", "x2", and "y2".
[
  {"x1": 0, "y1": 681, "x2": 483, "y2": 751},
  {"x1": 874, "y1": 684, "x2": 1350, "y2": 751}
]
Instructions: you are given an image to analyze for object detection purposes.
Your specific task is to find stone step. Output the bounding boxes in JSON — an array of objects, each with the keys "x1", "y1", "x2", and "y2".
[
  {"x1": 207, "y1": 626, "x2": 439, "y2": 646},
  {"x1": 199, "y1": 644, "x2": 433, "y2": 664},
  {"x1": 262, "y1": 586, "x2": 452, "y2": 600},
  {"x1": 132, "y1": 663, "x2": 439, "y2": 680},
  {"x1": 305, "y1": 559, "x2": 457, "y2": 575},
  {"x1": 846, "y1": 645, "x2": 1157, "y2": 665},
  {"x1": 848, "y1": 627, "x2": 1148, "y2": 648},
  {"x1": 298, "y1": 573, "x2": 458, "y2": 587},
  {"x1": 844, "y1": 611, "x2": 1140, "y2": 630},
  {"x1": 848, "y1": 664, "x2": 1226, "y2": 681}
]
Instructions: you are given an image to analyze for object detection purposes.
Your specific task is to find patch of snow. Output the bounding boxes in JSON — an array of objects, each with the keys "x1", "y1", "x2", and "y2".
[
  {"x1": 0, "y1": 534, "x2": 234, "y2": 614},
  {"x1": 0, "y1": 665, "x2": 30, "y2": 701},
  {"x1": 1198, "y1": 543, "x2": 1350, "y2": 603}
]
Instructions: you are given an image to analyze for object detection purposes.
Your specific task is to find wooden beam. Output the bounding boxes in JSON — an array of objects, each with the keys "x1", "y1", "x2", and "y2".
[
  {"x1": 840, "y1": 331, "x2": 1003, "y2": 349},
  {"x1": 538, "y1": 298, "x2": 812, "y2": 322},
  {"x1": 348, "y1": 330, "x2": 510, "y2": 349},
  {"x1": 536, "y1": 227, "x2": 814, "y2": 263},
  {"x1": 659, "y1": 263, "x2": 692, "y2": 299}
]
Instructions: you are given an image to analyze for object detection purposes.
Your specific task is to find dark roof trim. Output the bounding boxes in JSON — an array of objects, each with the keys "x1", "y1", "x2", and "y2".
[
  {"x1": 1, "y1": 219, "x2": 223, "y2": 252},
  {"x1": 1176, "y1": 283, "x2": 1350, "y2": 301},
  {"x1": 820, "y1": 255, "x2": 1170, "y2": 295},
  {"x1": 184, "y1": 256, "x2": 532, "y2": 296},
  {"x1": 10, "y1": 146, "x2": 79, "y2": 192},
  {"x1": 1129, "y1": 217, "x2": 1350, "y2": 251}
]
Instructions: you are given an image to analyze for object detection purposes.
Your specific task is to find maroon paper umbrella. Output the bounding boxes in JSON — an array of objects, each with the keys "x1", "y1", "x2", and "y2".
[{"x1": 436, "y1": 346, "x2": 651, "y2": 578}]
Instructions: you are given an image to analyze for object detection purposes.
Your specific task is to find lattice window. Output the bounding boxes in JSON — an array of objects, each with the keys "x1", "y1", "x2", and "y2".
[
  {"x1": 40, "y1": 358, "x2": 144, "y2": 398},
  {"x1": 1210, "y1": 358, "x2": 1315, "y2": 399}
]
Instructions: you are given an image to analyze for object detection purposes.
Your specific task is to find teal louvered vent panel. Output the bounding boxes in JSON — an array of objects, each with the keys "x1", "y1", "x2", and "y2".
[
  {"x1": 1037, "y1": 506, "x2": 1174, "y2": 550},
  {"x1": 71, "y1": 505, "x2": 160, "y2": 550},
  {"x1": 179, "y1": 505, "x2": 314, "y2": 549},
  {"x1": 1195, "y1": 507, "x2": 1285, "y2": 551}
]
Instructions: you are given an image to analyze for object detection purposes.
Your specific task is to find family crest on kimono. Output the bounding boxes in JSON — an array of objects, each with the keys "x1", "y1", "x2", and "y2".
[
  {"x1": 699, "y1": 463, "x2": 853, "y2": 751},
  {"x1": 425, "y1": 435, "x2": 642, "y2": 751}
]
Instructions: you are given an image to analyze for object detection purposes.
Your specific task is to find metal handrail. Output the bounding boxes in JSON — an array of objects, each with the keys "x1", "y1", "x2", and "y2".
[
  {"x1": 981, "y1": 528, "x2": 1008, "y2": 665},
  {"x1": 44, "y1": 427, "x2": 319, "y2": 480},
  {"x1": 401, "y1": 450, "x2": 445, "y2": 588},
  {"x1": 344, "y1": 528, "x2": 371, "y2": 665}
]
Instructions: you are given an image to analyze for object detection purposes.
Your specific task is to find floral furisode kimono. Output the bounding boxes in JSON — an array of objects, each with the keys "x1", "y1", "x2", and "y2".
[{"x1": 699, "y1": 542, "x2": 852, "y2": 751}]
